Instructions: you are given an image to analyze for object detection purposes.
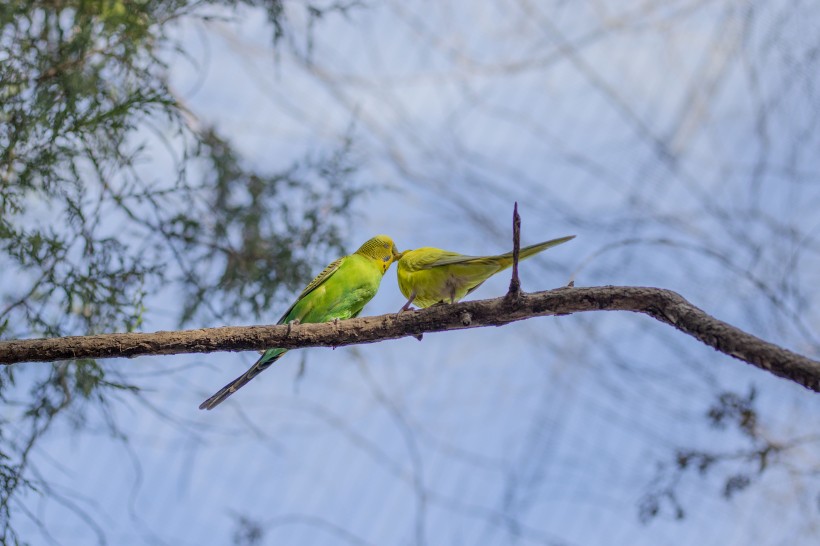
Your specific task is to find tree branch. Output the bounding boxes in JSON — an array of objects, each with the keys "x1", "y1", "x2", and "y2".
[{"x1": 1, "y1": 286, "x2": 818, "y2": 393}]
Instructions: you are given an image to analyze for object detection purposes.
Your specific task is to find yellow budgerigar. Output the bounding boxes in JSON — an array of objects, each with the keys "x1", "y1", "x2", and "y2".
[{"x1": 396, "y1": 235, "x2": 575, "y2": 310}]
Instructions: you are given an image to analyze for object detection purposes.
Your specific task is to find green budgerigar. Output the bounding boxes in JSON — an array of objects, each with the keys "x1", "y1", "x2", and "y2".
[
  {"x1": 199, "y1": 235, "x2": 402, "y2": 410},
  {"x1": 396, "y1": 235, "x2": 575, "y2": 310}
]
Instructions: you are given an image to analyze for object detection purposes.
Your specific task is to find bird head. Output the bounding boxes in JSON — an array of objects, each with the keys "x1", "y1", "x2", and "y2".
[{"x1": 356, "y1": 234, "x2": 403, "y2": 273}]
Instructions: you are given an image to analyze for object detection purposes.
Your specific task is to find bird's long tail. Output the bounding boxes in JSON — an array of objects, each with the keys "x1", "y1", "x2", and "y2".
[
  {"x1": 495, "y1": 235, "x2": 575, "y2": 268},
  {"x1": 198, "y1": 348, "x2": 287, "y2": 410}
]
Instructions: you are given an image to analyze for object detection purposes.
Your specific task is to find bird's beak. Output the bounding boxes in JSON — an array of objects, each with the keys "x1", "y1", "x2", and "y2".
[{"x1": 393, "y1": 247, "x2": 406, "y2": 261}]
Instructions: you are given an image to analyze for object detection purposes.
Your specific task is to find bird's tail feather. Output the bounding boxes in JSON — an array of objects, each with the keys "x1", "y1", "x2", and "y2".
[
  {"x1": 198, "y1": 348, "x2": 287, "y2": 410},
  {"x1": 496, "y1": 235, "x2": 575, "y2": 268}
]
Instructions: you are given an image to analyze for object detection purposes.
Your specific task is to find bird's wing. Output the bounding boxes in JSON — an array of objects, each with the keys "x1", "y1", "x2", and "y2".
[
  {"x1": 422, "y1": 253, "x2": 496, "y2": 269},
  {"x1": 277, "y1": 256, "x2": 345, "y2": 323},
  {"x1": 402, "y1": 248, "x2": 482, "y2": 270}
]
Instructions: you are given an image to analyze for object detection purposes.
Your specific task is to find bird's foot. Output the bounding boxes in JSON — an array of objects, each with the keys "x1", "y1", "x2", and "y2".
[
  {"x1": 396, "y1": 296, "x2": 417, "y2": 317},
  {"x1": 286, "y1": 319, "x2": 301, "y2": 335},
  {"x1": 395, "y1": 305, "x2": 417, "y2": 318}
]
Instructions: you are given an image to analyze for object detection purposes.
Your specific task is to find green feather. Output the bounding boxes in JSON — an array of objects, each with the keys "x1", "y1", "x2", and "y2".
[{"x1": 200, "y1": 235, "x2": 401, "y2": 410}]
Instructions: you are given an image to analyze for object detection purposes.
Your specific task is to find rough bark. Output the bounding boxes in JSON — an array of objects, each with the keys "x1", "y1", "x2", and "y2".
[{"x1": 0, "y1": 286, "x2": 818, "y2": 393}]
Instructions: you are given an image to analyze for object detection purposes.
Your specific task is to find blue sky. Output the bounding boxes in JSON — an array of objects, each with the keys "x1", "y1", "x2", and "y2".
[{"x1": 14, "y1": 1, "x2": 820, "y2": 544}]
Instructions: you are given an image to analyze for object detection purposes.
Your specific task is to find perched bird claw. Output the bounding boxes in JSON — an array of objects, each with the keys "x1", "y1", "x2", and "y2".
[
  {"x1": 397, "y1": 291, "x2": 417, "y2": 317},
  {"x1": 286, "y1": 319, "x2": 301, "y2": 335},
  {"x1": 395, "y1": 305, "x2": 416, "y2": 318}
]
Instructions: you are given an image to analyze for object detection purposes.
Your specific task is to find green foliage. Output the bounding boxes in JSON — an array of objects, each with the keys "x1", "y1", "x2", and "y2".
[
  {"x1": 179, "y1": 128, "x2": 362, "y2": 323},
  {"x1": 1, "y1": 0, "x2": 185, "y2": 338},
  {"x1": 0, "y1": 1, "x2": 365, "y2": 540}
]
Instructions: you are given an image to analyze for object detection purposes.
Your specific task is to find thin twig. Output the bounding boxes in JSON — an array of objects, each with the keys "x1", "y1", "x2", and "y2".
[{"x1": 508, "y1": 202, "x2": 522, "y2": 297}]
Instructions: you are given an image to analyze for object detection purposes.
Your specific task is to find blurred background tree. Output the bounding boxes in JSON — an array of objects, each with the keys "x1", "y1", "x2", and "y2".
[
  {"x1": 2, "y1": 1, "x2": 820, "y2": 545},
  {"x1": 1, "y1": 1, "x2": 363, "y2": 542}
]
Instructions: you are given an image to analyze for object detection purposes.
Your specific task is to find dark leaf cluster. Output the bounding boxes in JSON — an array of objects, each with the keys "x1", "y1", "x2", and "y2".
[{"x1": 638, "y1": 387, "x2": 808, "y2": 524}]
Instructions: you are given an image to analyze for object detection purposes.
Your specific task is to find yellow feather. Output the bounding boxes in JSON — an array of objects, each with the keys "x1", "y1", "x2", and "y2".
[{"x1": 397, "y1": 235, "x2": 574, "y2": 308}]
